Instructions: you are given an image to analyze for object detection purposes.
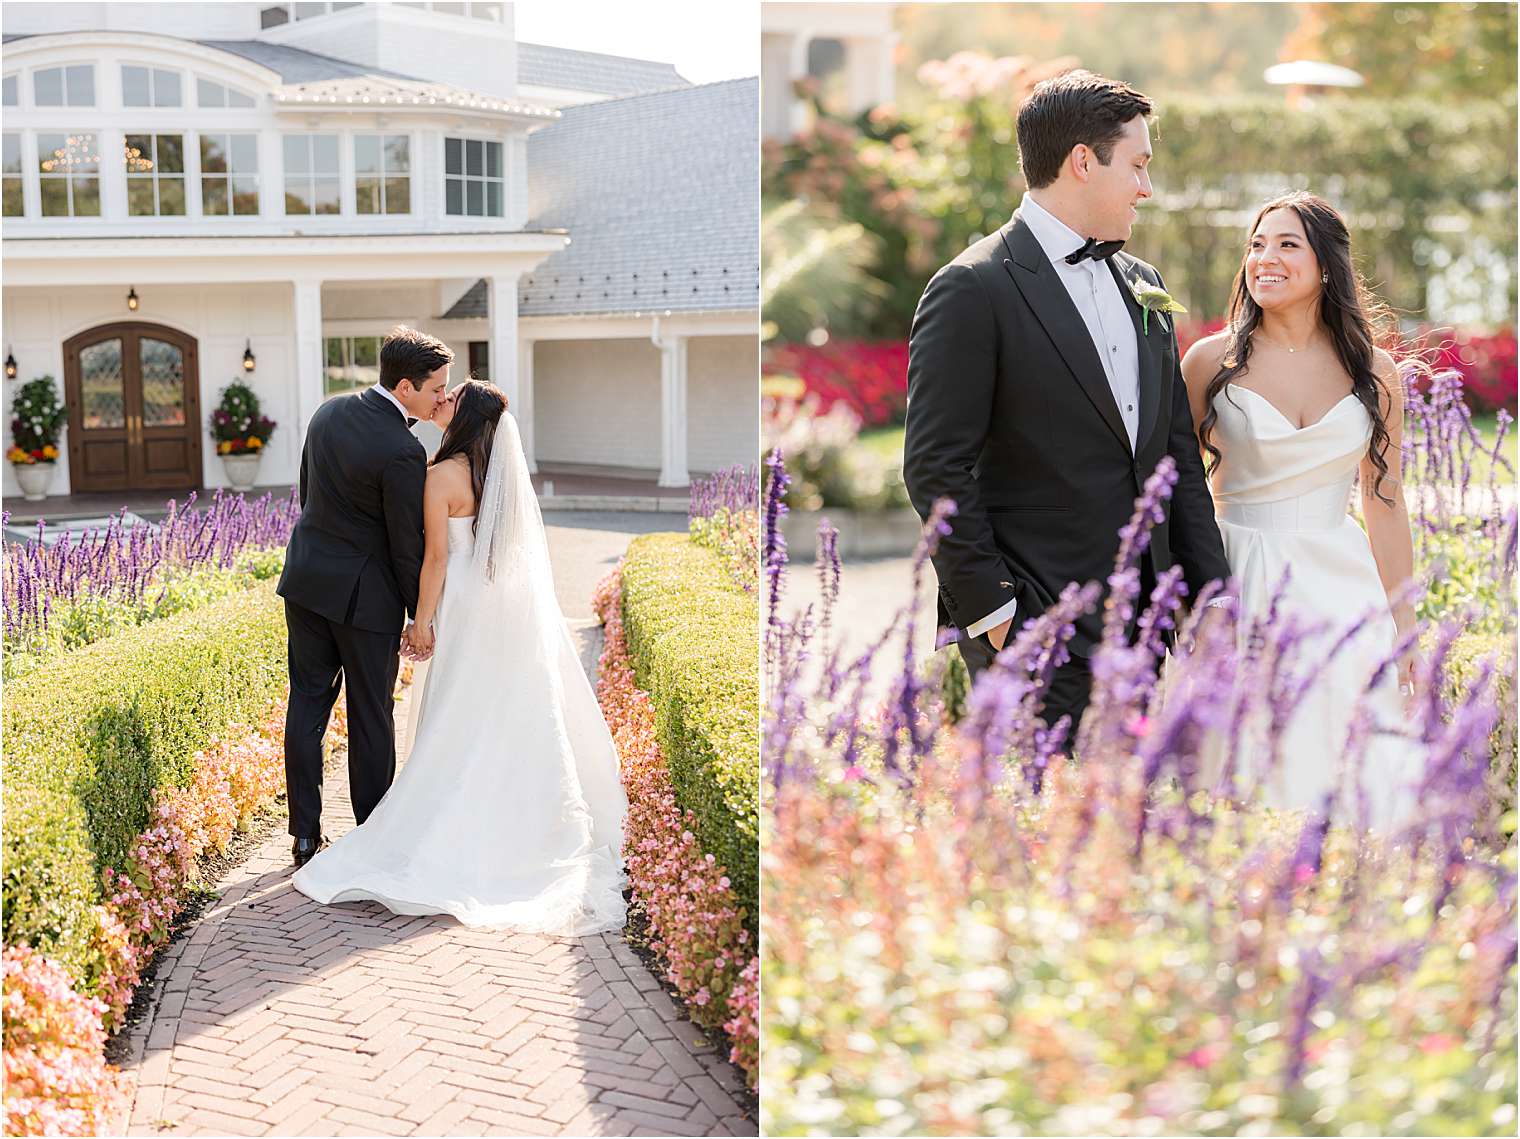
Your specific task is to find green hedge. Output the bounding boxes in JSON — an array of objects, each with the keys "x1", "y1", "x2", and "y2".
[
  {"x1": 1, "y1": 585, "x2": 288, "y2": 982},
  {"x1": 620, "y1": 533, "x2": 759, "y2": 929},
  {"x1": 1441, "y1": 629, "x2": 1517, "y2": 831}
]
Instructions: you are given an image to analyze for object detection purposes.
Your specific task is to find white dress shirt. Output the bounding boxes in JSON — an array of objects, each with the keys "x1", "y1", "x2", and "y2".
[
  {"x1": 965, "y1": 193, "x2": 1143, "y2": 643},
  {"x1": 369, "y1": 382, "x2": 412, "y2": 423}
]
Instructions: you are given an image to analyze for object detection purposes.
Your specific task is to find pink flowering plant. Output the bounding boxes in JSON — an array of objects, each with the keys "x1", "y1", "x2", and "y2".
[
  {"x1": 3, "y1": 691, "x2": 353, "y2": 1136},
  {"x1": 593, "y1": 565, "x2": 758, "y2": 1086},
  {"x1": 2, "y1": 945, "x2": 127, "y2": 1138}
]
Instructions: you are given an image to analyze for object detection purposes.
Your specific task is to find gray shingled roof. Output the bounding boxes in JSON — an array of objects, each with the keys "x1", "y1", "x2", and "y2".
[
  {"x1": 196, "y1": 40, "x2": 420, "y2": 83},
  {"x1": 444, "y1": 79, "x2": 758, "y2": 320},
  {"x1": 516, "y1": 42, "x2": 689, "y2": 98}
]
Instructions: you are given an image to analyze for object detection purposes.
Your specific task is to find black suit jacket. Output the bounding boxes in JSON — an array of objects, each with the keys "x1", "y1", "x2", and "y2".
[
  {"x1": 902, "y1": 211, "x2": 1231, "y2": 658},
  {"x1": 276, "y1": 389, "x2": 426, "y2": 635}
]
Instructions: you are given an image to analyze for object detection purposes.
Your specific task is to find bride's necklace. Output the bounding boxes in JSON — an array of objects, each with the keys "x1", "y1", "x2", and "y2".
[{"x1": 1255, "y1": 327, "x2": 1314, "y2": 354}]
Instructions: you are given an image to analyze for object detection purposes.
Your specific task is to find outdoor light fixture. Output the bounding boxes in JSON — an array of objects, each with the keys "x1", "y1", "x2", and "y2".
[
  {"x1": 4, "y1": 350, "x2": 15, "y2": 380},
  {"x1": 242, "y1": 341, "x2": 256, "y2": 373},
  {"x1": 127, "y1": 287, "x2": 139, "y2": 311}
]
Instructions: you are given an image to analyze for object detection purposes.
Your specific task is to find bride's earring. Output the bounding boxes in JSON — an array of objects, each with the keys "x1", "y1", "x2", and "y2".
[{"x1": 1321, "y1": 271, "x2": 1329, "y2": 284}]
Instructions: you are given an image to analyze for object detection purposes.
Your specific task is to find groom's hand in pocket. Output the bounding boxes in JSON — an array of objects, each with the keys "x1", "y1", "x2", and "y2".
[{"x1": 987, "y1": 618, "x2": 1013, "y2": 652}]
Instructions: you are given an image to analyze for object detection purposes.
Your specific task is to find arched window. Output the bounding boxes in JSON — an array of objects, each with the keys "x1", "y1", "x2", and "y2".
[
  {"x1": 122, "y1": 65, "x2": 183, "y2": 108},
  {"x1": 196, "y1": 78, "x2": 257, "y2": 108}
]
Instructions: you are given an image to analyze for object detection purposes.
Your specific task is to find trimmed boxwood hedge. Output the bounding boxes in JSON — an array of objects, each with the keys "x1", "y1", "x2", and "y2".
[
  {"x1": 2, "y1": 584, "x2": 288, "y2": 983},
  {"x1": 620, "y1": 533, "x2": 759, "y2": 929}
]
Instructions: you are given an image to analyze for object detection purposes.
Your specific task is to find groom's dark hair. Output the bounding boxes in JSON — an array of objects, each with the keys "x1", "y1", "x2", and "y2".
[
  {"x1": 1016, "y1": 70, "x2": 1153, "y2": 190},
  {"x1": 379, "y1": 326, "x2": 454, "y2": 391}
]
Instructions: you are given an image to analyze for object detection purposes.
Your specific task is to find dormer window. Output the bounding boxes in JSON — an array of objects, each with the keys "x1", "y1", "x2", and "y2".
[
  {"x1": 34, "y1": 66, "x2": 94, "y2": 107},
  {"x1": 444, "y1": 137, "x2": 503, "y2": 218},
  {"x1": 2, "y1": 76, "x2": 17, "y2": 108},
  {"x1": 122, "y1": 66, "x2": 183, "y2": 109},
  {"x1": 196, "y1": 78, "x2": 257, "y2": 109}
]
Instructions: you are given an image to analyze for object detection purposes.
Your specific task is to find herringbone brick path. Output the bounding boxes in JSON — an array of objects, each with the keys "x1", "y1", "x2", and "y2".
[{"x1": 119, "y1": 651, "x2": 755, "y2": 1137}]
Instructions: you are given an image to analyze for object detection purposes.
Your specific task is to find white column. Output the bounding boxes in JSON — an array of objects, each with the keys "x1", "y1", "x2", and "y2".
[
  {"x1": 845, "y1": 36, "x2": 891, "y2": 113},
  {"x1": 292, "y1": 279, "x2": 324, "y2": 443},
  {"x1": 657, "y1": 333, "x2": 689, "y2": 489},
  {"x1": 486, "y1": 271, "x2": 520, "y2": 424},
  {"x1": 516, "y1": 336, "x2": 537, "y2": 473},
  {"x1": 787, "y1": 30, "x2": 812, "y2": 137}
]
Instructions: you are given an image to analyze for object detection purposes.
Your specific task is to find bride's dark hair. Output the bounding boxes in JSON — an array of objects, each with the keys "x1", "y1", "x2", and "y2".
[
  {"x1": 1197, "y1": 191, "x2": 1399, "y2": 505},
  {"x1": 432, "y1": 379, "x2": 509, "y2": 535}
]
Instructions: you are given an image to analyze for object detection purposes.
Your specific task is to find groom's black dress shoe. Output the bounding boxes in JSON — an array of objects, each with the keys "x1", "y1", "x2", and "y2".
[{"x1": 292, "y1": 836, "x2": 328, "y2": 867}]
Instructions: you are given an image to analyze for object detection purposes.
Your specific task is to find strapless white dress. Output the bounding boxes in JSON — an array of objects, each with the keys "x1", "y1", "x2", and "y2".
[
  {"x1": 1208, "y1": 384, "x2": 1420, "y2": 827},
  {"x1": 294, "y1": 514, "x2": 628, "y2": 934}
]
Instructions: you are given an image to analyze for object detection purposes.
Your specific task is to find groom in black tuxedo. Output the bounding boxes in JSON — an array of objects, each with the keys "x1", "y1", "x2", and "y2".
[
  {"x1": 903, "y1": 70, "x2": 1231, "y2": 733},
  {"x1": 277, "y1": 326, "x2": 453, "y2": 866}
]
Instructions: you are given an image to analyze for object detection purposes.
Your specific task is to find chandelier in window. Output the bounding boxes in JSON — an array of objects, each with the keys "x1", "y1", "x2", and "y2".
[
  {"x1": 123, "y1": 142, "x2": 155, "y2": 174},
  {"x1": 38, "y1": 133, "x2": 100, "y2": 173}
]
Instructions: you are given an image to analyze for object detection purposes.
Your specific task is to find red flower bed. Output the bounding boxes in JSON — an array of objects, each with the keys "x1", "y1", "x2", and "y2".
[
  {"x1": 763, "y1": 340, "x2": 909, "y2": 428},
  {"x1": 771, "y1": 325, "x2": 1517, "y2": 421}
]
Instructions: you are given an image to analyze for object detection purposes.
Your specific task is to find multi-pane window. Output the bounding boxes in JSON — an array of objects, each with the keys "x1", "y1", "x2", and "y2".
[
  {"x1": 2, "y1": 134, "x2": 23, "y2": 217},
  {"x1": 122, "y1": 66, "x2": 182, "y2": 108},
  {"x1": 283, "y1": 134, "x2": 340, "y2": 215},
  {"x1": 34, "y1": 65, "x2": 94, "y2": 107},
  {"x1": 355, "y1": 134, "x2": 410, "y2": 215},
  {"x1": 124, "y1": 134, "x2": 185, "y2": 216},
  {"x1": 196, "y1": 78, "x2": 256, "y2": 109},
  {"x1": 38, "y1": 132, "x2": 101, "y2": 216},
  {"x1": 444, "y1": 137, "x2": 503, "y2": 218},
  {"x1": 2, "y1": 75, "x2": 17, "y2": 107},
  {"x1": 324, "y1": 336, "x2": 382, "y2": 398},
  {"x1": 201, "y1": 134, "x2": 259, "y2": 216}
]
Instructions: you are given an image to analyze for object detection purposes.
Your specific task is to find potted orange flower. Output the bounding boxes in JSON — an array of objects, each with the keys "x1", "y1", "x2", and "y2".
[
  {"x1": 8, "y1": 377, "x2": 68, "y2": 501},
  {"x1": 209, "y1": 380, "x2": 276, "y2": 492}
]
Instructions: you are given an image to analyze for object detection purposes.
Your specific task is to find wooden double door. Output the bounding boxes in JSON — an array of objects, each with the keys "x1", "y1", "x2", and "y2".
[{"x1": 63, "y1": 322, "x2": 202, "y2": 493}]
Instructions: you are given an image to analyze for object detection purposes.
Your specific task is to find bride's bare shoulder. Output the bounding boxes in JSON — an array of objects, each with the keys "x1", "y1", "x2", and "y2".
[{"x1": 1181, "y1": 330, "x2": 1232, "y2": 391}]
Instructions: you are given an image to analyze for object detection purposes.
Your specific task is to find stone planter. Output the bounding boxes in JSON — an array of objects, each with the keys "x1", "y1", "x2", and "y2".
[
  {"x1": 221, "y1": 453, "x2": 262, "y2": 492},
  {"x1": 11, "y1": 461, "x2": 56, "y2": 502}
]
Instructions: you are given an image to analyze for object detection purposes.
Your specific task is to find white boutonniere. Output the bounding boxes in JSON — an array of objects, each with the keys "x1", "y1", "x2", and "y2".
[{"x1": 1128, "y1": 278, "x2": 1188, "y2": 334}]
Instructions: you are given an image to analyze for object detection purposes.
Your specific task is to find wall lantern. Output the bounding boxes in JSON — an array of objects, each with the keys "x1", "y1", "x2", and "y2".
[
  {"x1": 242, "y1": 340, "x2": 256, "y2": 373},
  {"x1": 4, "y1": 349, "x2": 15, "y2": 380},
  {"x1": 126, "y1": 287, "x2": 140, "y2": 311}
]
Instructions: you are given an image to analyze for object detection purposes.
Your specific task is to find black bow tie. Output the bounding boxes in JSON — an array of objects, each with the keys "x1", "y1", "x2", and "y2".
[
  {"x1": 1064, "y1": 237, "x2": 1125, "y2": 265},
  {"x1": 406, "y1": 417, "x2": 419, "y2": 429}
]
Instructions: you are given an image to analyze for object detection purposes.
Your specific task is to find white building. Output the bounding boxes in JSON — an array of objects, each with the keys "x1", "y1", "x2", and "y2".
[
  {"x1": 760, "y1": 2, "x2": 896, "y2": 139},
  {"x1": 1, "y1": 1, "x2": 758, "y2": 500}
]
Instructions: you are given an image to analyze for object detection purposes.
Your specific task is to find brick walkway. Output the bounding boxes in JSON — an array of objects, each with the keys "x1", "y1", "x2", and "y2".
[{"x1": 118, "y1": 660, "x2": 755, "y2": 1137}]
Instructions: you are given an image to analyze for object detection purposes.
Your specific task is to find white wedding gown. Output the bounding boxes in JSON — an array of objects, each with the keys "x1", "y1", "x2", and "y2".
[
  {"x1": 1208, "y1": 383, "x2": 1421, "y2": 827},
  {"x1": 293, "y1": 415, "x2": 628, "y2": 934}
]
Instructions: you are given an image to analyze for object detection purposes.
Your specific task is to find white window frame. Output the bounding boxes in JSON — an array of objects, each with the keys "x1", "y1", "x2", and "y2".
[
  {"x1": 443, "y1": 133, "x2": 505, "y2": 219},
  {"x1": 121, "y1": 65, "x2": 185, "y2": 109},
  {"x1": 36, "y1": 130, "x2": 103, "y2": 217},
  {"x1": 282, "y1": 132, "x2": 343, "y2": 216},
  {"x1": 323, "y1": 334, "x2": 385, "y2": 398},
  {"x1": 2, "y1": 132, "x2": 24, "y2": 218},
  {"x1": 123, "y1": 131, "x2": 188, "y2": 217},
  {"x1": 353, "y1": 132, "x2": 413, "y2": 216},
  {"x1": 199, "y1": 132, "x2": 260, "y2": 218},
  {"x1": 194, "y1": 76, "x2": 257, "y2": 109},
  {"x1": 32, "y1": 63, "x2": 96, "y2": 108}
]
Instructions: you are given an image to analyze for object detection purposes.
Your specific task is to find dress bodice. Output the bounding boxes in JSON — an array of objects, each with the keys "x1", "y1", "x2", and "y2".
[
  {"x1": 447, "y1": 514, "x2": 476, "y2": 557},
  {"x1": 1208, "y1": 384, "x2": 1370, "y2": 530}
]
